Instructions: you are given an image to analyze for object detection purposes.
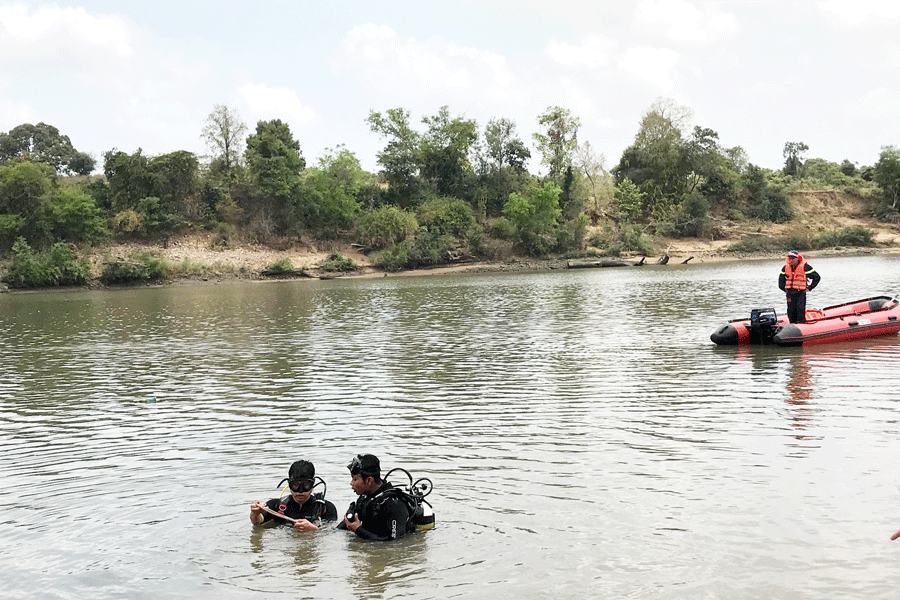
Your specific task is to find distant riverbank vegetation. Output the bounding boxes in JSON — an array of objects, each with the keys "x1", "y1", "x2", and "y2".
[{"x1": 2, "y1": 99, "x2": 899, "y2": 287}]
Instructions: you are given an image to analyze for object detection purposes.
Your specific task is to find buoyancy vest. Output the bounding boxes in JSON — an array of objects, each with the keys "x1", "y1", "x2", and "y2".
[{"x1": 784, "y1": 257, "x2": 808, "y2": 291}]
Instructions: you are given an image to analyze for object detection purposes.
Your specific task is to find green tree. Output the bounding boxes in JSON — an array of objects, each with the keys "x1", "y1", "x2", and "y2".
[
  {"x1": 782, "y1": 141, "x2": 809, "y2": 177},
  {"x1": 200, "y1": 105, "x2": 247, "y2": 177},
  {"x1": 244, "y1": 119, "x2": 305, "y2": 233},
  {"x1": 367, "y1": 108, "x2": 422, "y2": 207},
  {"x1": 0, "y1": 161, "x2": 54, "y2": 246},
  {"x1": 533, "y1": 106, "x2": 580, "y2": 179},
  {"x1": 299, "y1": 146, "x2": 364, "y2": 236},
  {"x1": 502, "y1": 181, "x2": 562, "y2": 255},
  {"x1": 874, "y1": 145, "x2": 900, "y2": 209},
  {"x1": 0, "y1": 122, "x2": 95, "y2": 175},
  {"x1": 613, "y1": 178, "x2": 644, "y2": 222},
  {"x1": 104, "y1": 149, "x2": 154, "y2": 212},
  {"x1": 49, "y1": 187, "x2": 108, "y2": 243},
  {"x1": 419, "y1": 106, "x2": 479, "y2": 199},
  {"x1": 148, "y1": 150, "x2": 200, "y2": 215}
]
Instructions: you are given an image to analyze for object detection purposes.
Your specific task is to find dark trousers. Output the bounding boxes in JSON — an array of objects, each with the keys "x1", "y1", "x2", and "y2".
[{"x1": 786, "y1": 291, "x2": 807, "y2": 323}]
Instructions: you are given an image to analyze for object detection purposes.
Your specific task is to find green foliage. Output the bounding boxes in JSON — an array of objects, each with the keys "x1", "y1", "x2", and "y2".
[
  {"x1": 136, "y1": 197, "x2": 177, "y2": 239},
  {"x1": 415, "y1": 196, "x2": 475, "y2": 237},
  {"x1": 372, "y1": 227, "x2": 456, "y2": 271},
  {"x1": 659, "y1": 191, "x2": 710, "y2": 238},
  {"x1": 111, "y1": 210, "x2": 143, "y2": 238},
  {"x1": 533, "y1": 106, "x2": 580, "y2": 179},
  {"x1": 783, "y1": 141, "x2": 809, "y2": 177},
  {"x1": 298, "y1": 147, "x2": 364, "y2": 236},
  {"x1": 813, "y1": 225, "x2": 874, "y2": 247},
  {"x1": 0, "y1": 122, "x2": 95, "y2": 175},
  {"x1": 104, "y1": 149, "x2": 154, "y2": 212},
  {"x1": 743, "y1": 165, "x2": 793, "y2": 222},
  {"x1": 554, "y1": 213, "x2": 588, "y2": 253},
  {"x1": 4, "y1": 238, "x2": 90, "y2": 288},
  {"x1": 320, "y1": 253, "x2": 357, "y2": 272},
  {"x1": 0, "y1": 160, "x2": 54, "y2": 242},
  {"x1": 267, "y1": 257, "x2": 294, "y2": 272},
  {"x1": 590, "y1": 224, "x2": 654, "y2": 256},
  {"x1": 354, "y1": 205, "x2": 418, "y2": 249},
  {"x1": 613, "y1": 178, "x2": 644, "y2": 221},
  {"x1": 367, "y1": 108, "x2": 422, "y2": 207},
  {"x1": 148, "y1": 150, "x2": 200, "y2": 214},
  {"x1": 49, "y1": 187, "x2": 108, "y2": 243},
  {"x1": 201, "y1": 105, "x2": 247, "y2": 175},
  {"x1": 245, "y1": 119, "x2": 305, "y2": 232},
  {"x1": 100, "y1": 252, "x2": 167, "y2": 284},
  {"x1": 488, "y1": 217, "x2": 516, "y2": 240},
  {"x1": 726, "y1": 226, "x2": 875, "y2": 253},
  {"x1": 503, "y1": 181, "x2": 562, "y2": 255},
  {"x1": 874, "y1": 145, "x2": 900, "y2": 209}
]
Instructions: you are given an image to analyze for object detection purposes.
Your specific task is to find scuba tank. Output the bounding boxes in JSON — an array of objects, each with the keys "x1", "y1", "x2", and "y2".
[{"x1": 383, "y1": 467, "x2": 435, "y2": 531}]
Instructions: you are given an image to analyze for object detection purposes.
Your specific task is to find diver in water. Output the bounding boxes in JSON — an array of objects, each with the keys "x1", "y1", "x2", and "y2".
[
  {"x1": 338, "y1": 454, "x2": 416, "y2": 541},
  {"x1": 250, "y1": 460, "x2": 337, "y2": 532}
]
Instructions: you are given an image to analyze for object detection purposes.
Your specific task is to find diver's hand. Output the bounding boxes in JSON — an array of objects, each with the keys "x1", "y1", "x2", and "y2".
[
  {"x1": 293, "y1": 518, "x2": 318, "y2": 532},
  {"x1": 344, "y1": 513, "x2": 362, "y2": 532},
  {"x1": 249, "y1": 501, "x2": 265, "y2": 525},
  {"x1": 892, "y1": 528, "x2": 900, "y2": 541}
]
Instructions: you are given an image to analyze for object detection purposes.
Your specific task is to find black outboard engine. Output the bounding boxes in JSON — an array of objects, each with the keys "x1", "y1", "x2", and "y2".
[{"x1": 748, "y1": 307, "x2": 778, "y2": 344}]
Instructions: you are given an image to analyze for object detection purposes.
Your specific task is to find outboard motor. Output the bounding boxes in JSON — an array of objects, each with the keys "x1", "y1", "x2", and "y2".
[{"x1": 748, "y1": 307, "x2": 778, "y2": 344}]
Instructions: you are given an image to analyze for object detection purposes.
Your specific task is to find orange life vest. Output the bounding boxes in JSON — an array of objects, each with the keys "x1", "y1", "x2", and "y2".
[{"x1": 784, "y1": 257, "x2": 808, "y2": 291}]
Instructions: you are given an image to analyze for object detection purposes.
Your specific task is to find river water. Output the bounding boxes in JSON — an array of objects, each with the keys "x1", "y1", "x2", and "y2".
[{"x1": 2, "y1": 255, "x2": 900, "y2": 599}]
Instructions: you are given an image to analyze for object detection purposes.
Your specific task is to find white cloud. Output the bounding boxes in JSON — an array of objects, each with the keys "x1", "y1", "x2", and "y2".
[
  {"x1": 618, "y1": 46, "x2": 680, "y2": 94},
  {"x1": 330, "y1": 24, "x2": 514, "y2": 100},
  {"x1": 634, "y1": 0, "x2": 738, "y2": 44},
  {"x1": 239, "y1": 84, "x2": 316, "y2": 125},
  {"x1": 818, "y1": 0, "x2": 900, "y2": 27},
  {"x1": 0, "y1": 3, "x2": 132, "y2": 68},
  {"x1": 546, "y1": 35, "x2": 616, "y2": 70}
]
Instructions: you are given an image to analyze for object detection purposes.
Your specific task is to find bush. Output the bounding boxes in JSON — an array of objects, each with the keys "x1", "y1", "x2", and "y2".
[
  {"x1": 415, "y1": 197, "x2": 475, "y2": 237},
  {"x1": 4, "y1": 238, "x2": 91, "y2": 288},
  {"x1": 373, "y1": 240, "x2": 413, "y2": 272},
  {"x1": 812, "y1": 225, "x2": 875, "y2": 248},
  {"x1": 100, "y1": 252, "x2": 167, "y2": 284},
  {"x1": 321, "y1": 253, "x2": 356, "y2": 272},
  {"x1": 267, "y1": 258, "x2": 294, "y2": 273},
  {"x1": 354, "y1": 205, "x2": 418, "y2": 250},
  {"x1": 488, "y1": 217, "x2": 516, "y2": 240}
]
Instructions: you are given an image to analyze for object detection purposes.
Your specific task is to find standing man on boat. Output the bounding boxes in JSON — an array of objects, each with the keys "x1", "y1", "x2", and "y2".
[
  {"x1": 250, "y1": 459, "x2": 337, "y2": 531},
  {"x1": 779, "y1": 250, "x2": 820, "y2": 323},
  {"x1": 338, "y1": 454, "x2": 414, "y2": 541}
]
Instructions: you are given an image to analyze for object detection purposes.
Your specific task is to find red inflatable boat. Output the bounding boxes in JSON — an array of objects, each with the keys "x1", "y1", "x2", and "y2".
[{"x1": 710, "y1": 296, "x2": 900, "y2": 346}]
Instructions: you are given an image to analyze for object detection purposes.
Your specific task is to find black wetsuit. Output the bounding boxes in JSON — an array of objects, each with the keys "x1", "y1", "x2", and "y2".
[
  {"x1": 262, "y1": 494, "x2": 337, "y2": 525},
  {"x1": 338, "y1": 482, "x2": 414, "y2": 541}
]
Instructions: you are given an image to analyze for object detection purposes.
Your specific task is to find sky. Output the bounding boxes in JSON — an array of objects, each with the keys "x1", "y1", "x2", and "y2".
[{"x1": 1, "y1": 0, "x2": 898, "y2": 175}]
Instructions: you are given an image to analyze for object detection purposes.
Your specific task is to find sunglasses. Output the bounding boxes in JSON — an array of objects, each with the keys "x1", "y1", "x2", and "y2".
[{"x1": 288, "y1": 479, "x2": 314, "y2": 493}]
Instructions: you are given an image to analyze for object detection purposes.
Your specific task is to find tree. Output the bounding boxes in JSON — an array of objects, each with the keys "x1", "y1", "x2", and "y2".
[
  {"x1": 874, "y1": 145, "x2": 900, "y2": 209},
  {"x1": 782, "y1": 141, "x2": 809, "y2": 177},
  {"x1": 367, "y1": 108, "x2": 422, "y2": 206},
  {"x1": 532, "y1": 106, "x2": 580, "y2": 179},
  {"x1": 418, "y1": 106, "x2": 479, "y2": 198},
  {"x1": 0, "y1": 161, "x2": 54, "y2": 246},
  {"x1": 503, "y1": 181, "x2": 562, "y2": 255},
  {"x1": 0, "y1": 123, "x2": 95, "y2": 175},
  {"x1": 482, "y1": 117, "x2": 530, "y2": 173},
  {"x1": 201, "y1": 105, "x2": 247, "y2": 176},
  {"x1": 148, "y1": 150, "x2": 200, "y2": 215},
  {"x1": 298, "y1": 146, "x2": 364, "y2": 236},
  {"x1": 613, "y1": 178, "x2": 644, "y2": 222},
  {"x1": 244, "y1": 119, "x2": 305, "y2": 233},
  {"x1": 103, "y1": 149, "x2": 154, "y2": 212}
]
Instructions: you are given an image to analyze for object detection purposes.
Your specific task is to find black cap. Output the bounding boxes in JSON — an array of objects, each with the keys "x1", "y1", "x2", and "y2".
[{"x1": 348, "y1": 454, "x2": 380, "y2": 478}]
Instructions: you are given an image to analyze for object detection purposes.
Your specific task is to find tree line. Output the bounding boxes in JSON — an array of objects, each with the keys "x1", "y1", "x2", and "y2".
[{"x1": 2, "y1": 98, "x2": 900, "y2": 284}]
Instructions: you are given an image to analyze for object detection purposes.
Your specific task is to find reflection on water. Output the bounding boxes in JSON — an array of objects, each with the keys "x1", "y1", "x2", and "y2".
[{"x1": 2, "y1": 255, "x2": 900, "y2": 599}]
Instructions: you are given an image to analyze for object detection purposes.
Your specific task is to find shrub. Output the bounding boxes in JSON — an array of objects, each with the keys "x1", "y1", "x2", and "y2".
[
  {"x1": 812, "y1": 226, "x2": 874, "y2": 248},
  {"x1": 488, "y1": 217, "x2": 516, "y2": 240},
  {"x1": 373, "y1": 240, "x2": 413, "y2": 272},
  {"x1": 4, "y1": 237, "x2": 90, "y2": 288},
  {"x1": 100, "y1": 252, "x2": 167, "y2": 284},
  {"x1": 415, "y1": 197, "x2": 475, "y2": 237},
  {"x1": 354, "y1": 205, "x2": 418, "y2": 250},
  {"x1": 321, "y1": 253, "x2": 357, "y2": 272},
  {"x1": 267, "y1": 258, "x2": 294, "y2": 273}
]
